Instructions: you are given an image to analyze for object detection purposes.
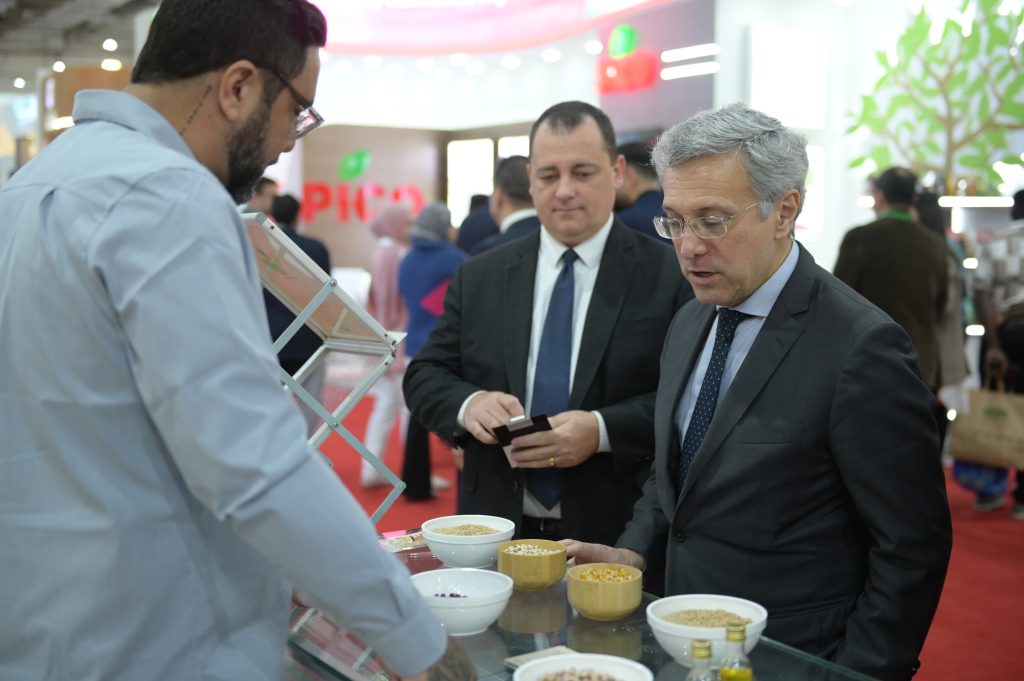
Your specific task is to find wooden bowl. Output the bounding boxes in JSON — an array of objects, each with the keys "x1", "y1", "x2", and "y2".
[
  {"x1": 566, "y1": 562, "x2": 643, "y2": 621},
  {"x1": 496, "y1": 539, "x2": 567, "y2": 591}
]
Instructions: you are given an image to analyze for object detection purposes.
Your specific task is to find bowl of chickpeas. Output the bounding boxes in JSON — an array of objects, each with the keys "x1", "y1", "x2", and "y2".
[
  {"x1": 497, "y1": 539, "x2": 567, "y2": 591},
  {"x1": 566, "y1": 563, "x2": 643, "y2": 621},
  {"x1": 512, "y1": 653, "x2": 653, "y2": 681},
  {"x1": 646, "y1": 593, "x2": 767, "y2": 667}
]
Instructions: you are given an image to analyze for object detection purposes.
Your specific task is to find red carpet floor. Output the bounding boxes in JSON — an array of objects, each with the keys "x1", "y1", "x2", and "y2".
[{"x1": 322, "y1": 397, "x2": 1022, "y2": 680}]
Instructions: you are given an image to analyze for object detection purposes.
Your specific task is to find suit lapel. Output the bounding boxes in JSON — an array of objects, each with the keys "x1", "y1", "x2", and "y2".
[
  {"x1": 571, "y1": 222, "x2": 634, "y2": 408},
  {"x1": 658, "y1": 304, "x2": 715, "y2": 513},
  {"x1": 504, "y1": 234, "x2": 540, "y2": 401},
  {"x1": 678, "y1": 245, "x2": 816, "y2": 501}
]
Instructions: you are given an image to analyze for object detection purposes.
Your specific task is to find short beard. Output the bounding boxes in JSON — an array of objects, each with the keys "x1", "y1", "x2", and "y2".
[{"x1": 225, "y1": 96, "x2": 273, "y2": 204}]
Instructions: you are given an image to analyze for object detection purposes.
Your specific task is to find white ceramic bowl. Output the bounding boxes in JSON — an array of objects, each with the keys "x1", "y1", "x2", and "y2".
[
  {"x1": 513, "y1": 653, "x2": 653, "y2": 681},
  {"x1": 421, "y1": 514, "x2": 515, "y2": 568},
  {"x1": 647, "y1": 594, "x2": 767, "y2": 667},
  {"x1": 410, "y1": 568, "x2": 513, "y2": 636}
]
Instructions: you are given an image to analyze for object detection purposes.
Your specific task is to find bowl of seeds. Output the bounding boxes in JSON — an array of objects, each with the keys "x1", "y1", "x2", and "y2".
[
  {"x1": 497, "y1": 539, "x2": 567, "y2": 591},
  {"x1": 566, "y1": 563, "x2": 643, "y2": 621},
  {"x1": 420, "y1": 514, "x2": 516, "y2": 568},
  {"x1": 646, "y1": 594, "x2": 767, "y2": 667},
  {"x1": 410, "y1": 568, "x2": 513, "y2": 636},
  {"x1": 512, "y1": 653, "x2": 653, "y2": 681}
]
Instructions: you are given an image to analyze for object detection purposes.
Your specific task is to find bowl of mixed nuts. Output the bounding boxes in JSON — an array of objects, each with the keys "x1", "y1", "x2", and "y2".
[{"x1": 497, "y1": 539, "x2": 567, "y2": 591}]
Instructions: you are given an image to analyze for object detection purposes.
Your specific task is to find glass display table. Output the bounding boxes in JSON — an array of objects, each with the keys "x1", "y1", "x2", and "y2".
[{"x1": 285, "y1": 545, "x2": 879, "y2": 681}]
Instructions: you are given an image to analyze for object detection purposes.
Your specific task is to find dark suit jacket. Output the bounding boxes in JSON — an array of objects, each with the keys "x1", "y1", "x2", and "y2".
[
  {"x1": 616, "y1": 190, "x2": 668, "y2": 242},
  {"x1": 617, "y1": 244, "x2": 951, "y2": 681},
  {"x1": 833, "y1": 215, "x2": 949, "y2": 389},
  {"x1": 470, "y1": 214, "x2": 541, "y2": 256},
  {"x1": 263, "y1": 226, "x2": 331, "y2": 374},
  {"x1": 456, "y1": 206, "x2": 499, "y2": 253},
  {"x1": 404, "y1": 220, "x2": 692, "y2": 545}
]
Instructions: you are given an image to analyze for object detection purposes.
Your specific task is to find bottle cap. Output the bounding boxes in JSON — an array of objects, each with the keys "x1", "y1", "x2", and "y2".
[
  {"x1": 692, "y1": 639, "x2": 712, "y2": 659},
  {"x1": 726, "y1": 622, "x2": 746, "y2": 641}
]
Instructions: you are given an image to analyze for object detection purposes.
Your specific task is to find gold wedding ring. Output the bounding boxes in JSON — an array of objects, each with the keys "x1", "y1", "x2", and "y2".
[{"x1": 549, "y1": 457, "x2": 556, "y2": 467}]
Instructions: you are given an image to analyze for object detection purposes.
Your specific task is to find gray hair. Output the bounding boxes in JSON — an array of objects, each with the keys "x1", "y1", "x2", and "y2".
[{"x1": 651, "y1": 103, "x2": 808, "y2": 222}]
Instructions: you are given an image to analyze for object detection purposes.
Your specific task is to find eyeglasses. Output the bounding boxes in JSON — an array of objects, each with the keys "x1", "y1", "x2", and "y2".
[
  {"x1": 255, "y1": 65, "x2": 323, "y2": 138},
  {"x1": 652, "y1": 202, "x2": 762, "y2": 240}
]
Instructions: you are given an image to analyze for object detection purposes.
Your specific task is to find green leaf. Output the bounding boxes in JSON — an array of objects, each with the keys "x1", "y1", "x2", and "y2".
[
  {"x1": 607, "y1": 24, "x2": 637, "y2": 59},
  {"x1": 338, "y1": 149, "x2": 372, "y2": 181},
  {"x1": 1001, "y1": 154, "x2": 1024, "y2": 165},
  {"x1": 948, "y1": 70, "x2": 969, "y2": 92},
  {"x1": 959, "y1": 153, "x2": 990, "y2": 170},
  {"x1": 979, "y1": 90, "x2": 991, "y2": 121},
  {"x1": 1006, "y1": 74, "x2": 1024, "y2": 103},
  {"x1": 875, "y1": 50, "x2": 890, "y2": 71},
  {"x1": 885, "y1": 93, "x2": 915, "y2": 119},
  {"x1": 977, "y1": 0, "x2": 1000, "y2": 15},
  {"x1": 962, "y1": 26, "x2": 982, "y2": 61},
  {"x1": 965, "y1": 76, "x2": 986, "y2": 98},
  {"x1": 984, "y1": 128, "x2": 1008, "y2": 150},
  {"x1": 869, "y1": 144, "x2": 893, "y2": 169},
  {"x1": 924, "y1": 140, "x2": 943, "y2": 156},
  {"x1": 849, "y1": 155, "x2": 869, "y2": 169},
  {"x1": 989, "y1": 26, "x2": 1011, "y2": 48},
  {"x1": 1003, "y1": 101, "x2": 1024, "y2": 121}
]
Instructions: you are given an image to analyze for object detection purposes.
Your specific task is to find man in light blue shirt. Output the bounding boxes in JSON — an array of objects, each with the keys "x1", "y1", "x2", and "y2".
[{"x1": 0, "y1": 2, "x2": 464, "y2": 680}]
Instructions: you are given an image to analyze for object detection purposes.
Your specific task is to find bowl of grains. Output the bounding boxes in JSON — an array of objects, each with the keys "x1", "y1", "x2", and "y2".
[
  {"x1": 566, "y1": 563, "x2": 643, "y2": 621},
  {"x1": 420, "y1": 514, "x2": 516, "y2": 568},
  {"x1": 497, "y1": 539, "x2": 567, "y2": 591},
  {"x1": 646, "y1": 594, "x2": 767, "y2": 667},
  {"x1": 410, "y1": 568, "x2": 513, "y2": 636},
  {"x1": 512, "y1": 653, "x2": 653, "y2": 681}
]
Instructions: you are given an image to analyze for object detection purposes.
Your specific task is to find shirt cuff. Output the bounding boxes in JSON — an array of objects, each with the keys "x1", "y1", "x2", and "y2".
[
  {"x1": 456, "y1": 390, "x2": 486, "y2": 430},
  {"x1": 591, "y1": 410, "x2": 610, "y2": 452}
]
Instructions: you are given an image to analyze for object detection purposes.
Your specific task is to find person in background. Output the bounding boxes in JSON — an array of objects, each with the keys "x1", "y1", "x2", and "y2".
[
  {"x1": 971, "y1": 188, "x2": 1024, "y2": 518},
  {"x1": 614, "y1": 140, "x2": 668, "y2": 242},
  {"x1": 565, "y1": 103, "x2": 951, "y2": 681},
  {"x1": 0, "y1": 1, "x2": 471, "y2": 679},
  {"x1": 913, "y1": 190, "x2": 969, "y2": 447},
  {"x1": 455, "y1": 192, "x2": 498, "y2": 253},
  {"x1": 404, "y1": 101, "x2": 692, "y2": 545},
  {"x1": 242, "y1": 175, "x2": 278, "y2": 214},
  {"x1": 471, "y1": 155, "x2": 540, "y2": 255},
  {"x1": 834, "y1": 168, "x2": 949, "y2": 396},
  {"x1": 398, "y1": 202, "x2": 468, "y2": 500},
  {"x1": 361, "y1": 205, "x2": 414, "y2": 488}
]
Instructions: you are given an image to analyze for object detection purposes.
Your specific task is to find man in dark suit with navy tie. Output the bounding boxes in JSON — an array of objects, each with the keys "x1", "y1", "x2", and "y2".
[
  {"x1": 565, "y1": 104, "x2": 951, "y2": 681},
  {"x1": 404, "y1": 101, "x2": 691, "y2": 546}
]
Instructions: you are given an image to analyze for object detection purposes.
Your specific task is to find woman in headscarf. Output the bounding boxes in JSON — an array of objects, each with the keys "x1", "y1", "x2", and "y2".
[{"x1": 361, "y1": 205, "x2": 413, "y2": 488}]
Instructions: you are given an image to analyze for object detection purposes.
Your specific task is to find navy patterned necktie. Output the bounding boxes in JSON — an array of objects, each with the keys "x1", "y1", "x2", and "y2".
[
  {"x1": 527, "y1": 249, "x2": 579, "y2": 509},
  {"x1": 677, "y1": 308, "x2": 749, "y2": 492}
]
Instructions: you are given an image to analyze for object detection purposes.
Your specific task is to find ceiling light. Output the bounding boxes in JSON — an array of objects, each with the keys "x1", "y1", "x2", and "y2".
[
  {"x1": 466, "y1": 61, "x2": 486, "y2": 76},
  {"x1": 363, "y1": 55, "x2": 382, "y2": 68},
  {"x1": 13, "y1": 77, "x2": 26, "y2": 89},
  {"x1": 100, "y1": 59, "x2": 122, "y2": 71},
  {"x1": 660, "y1": 61, "x2": 720, "y2": 80},
  {"x1": 102, "y1": 38, "x2": 118, "y2": 52},
  {"x1": 541, "y1": 48, "x2": 562, "y2": 63},
  {"x1": 584, "y1": 40, "x2": 603, "y2": 55},
  {"x1": 965, "y1": 324, "x2": 985, "y2": 337},
  {"x1": 962, "y1": 257, "x2": 979, "y2": 270},
  {"x1": 502, "y1": 55, "x2": 521, "y2": 70},
  {"x1": 449, "y1": 53, "x2": 470, "y2": 67},
  {"x1": 52, "y1": 60, "x2": 66, "y2": 73},
  {"x1": 661, "y1": 43, "x2": 721, "y2": 63}
]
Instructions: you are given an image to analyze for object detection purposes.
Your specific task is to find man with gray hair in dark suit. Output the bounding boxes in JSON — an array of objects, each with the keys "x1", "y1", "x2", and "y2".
[{"x1": 565, "y1": 103, "x2": 951, "y2": 681}]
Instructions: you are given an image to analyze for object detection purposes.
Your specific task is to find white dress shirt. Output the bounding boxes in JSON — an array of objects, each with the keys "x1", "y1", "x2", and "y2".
[{"x1": 499, "y1": 207, "x2": 538, "y2": 233}]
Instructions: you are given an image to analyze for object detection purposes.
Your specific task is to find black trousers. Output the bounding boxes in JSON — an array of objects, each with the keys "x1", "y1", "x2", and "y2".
[
  {"x1": 977, "y1": 320, "x2": 1024, "y2": 503},
  {"x1": 402, "y1": 417, "x2": 432, "y2": 500}
]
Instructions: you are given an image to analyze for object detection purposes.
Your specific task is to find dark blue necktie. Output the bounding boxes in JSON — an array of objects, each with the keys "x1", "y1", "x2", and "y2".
[
  {"x1": 527, "y1": 249, "x2": 579, "y2": 509},
  {"x1": 677, "y1": 308, "x2": 748, "y2": 492}
]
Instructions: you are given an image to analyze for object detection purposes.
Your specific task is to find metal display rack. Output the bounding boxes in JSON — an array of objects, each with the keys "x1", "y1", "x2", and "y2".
[{"x1": 243, "y1": 212, "x2": 405, "y2": 523}]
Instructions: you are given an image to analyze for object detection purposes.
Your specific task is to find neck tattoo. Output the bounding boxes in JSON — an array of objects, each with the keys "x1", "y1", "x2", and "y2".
[{"x1": 177, "y1": 84, "x2": 213, "y2": 136}]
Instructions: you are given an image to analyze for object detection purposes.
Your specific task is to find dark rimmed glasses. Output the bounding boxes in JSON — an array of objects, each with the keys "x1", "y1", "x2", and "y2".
[
  {"x1": 255, "y1": 65, "x2": 323, "y2": 138},
  {"x1": 653, "y1": 202, "x2": 761, "y2": 240}
]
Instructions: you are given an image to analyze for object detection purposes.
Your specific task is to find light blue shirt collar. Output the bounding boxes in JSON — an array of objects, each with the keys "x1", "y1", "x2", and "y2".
[
  {"x1": 73, "y1": 89, "x2": 197, "y2": 162},
  {"x1": 727, "y1": 240, "x2": 799, "y2": 318}
]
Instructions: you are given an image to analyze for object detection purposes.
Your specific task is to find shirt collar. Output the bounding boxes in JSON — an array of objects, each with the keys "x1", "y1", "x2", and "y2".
[
  {"x1": 500, "y1": 208, "x2": 537, "y2": 233},
  {"x1": 728, "y1": 240, "x2": 799, "y2": 318},
  {"x1": 72, "y1": 90, "x2": 197, "y2": 162},
  {"x1": 538, "y1": 213, "x2": 614, "y2": 268}
]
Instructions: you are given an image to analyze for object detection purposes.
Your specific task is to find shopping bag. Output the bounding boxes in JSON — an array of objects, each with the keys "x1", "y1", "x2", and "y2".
[{"x1": 948, "y1": 379, "x2": 1024, "y2": 470}]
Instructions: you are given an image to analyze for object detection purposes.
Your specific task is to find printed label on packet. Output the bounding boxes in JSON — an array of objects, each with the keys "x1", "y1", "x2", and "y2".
[{"x1": 378, "y1": 530, "x2": 426, "y2": 553}]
